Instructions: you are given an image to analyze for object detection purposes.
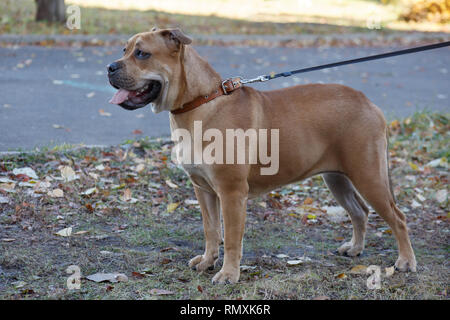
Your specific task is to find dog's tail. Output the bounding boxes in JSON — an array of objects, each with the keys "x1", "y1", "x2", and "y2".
[{"x1": 386, "y1": 127, "x2": 396, "y2": 204}]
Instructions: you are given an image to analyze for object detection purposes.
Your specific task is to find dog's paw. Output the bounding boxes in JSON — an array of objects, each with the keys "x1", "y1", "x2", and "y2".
[
  {"x1": 211, "y1": 268, "x2": 239, "y2": 284},
  {"x1": 189, "y1": 255, "x2": 216, "y2": 272},
  {"x1": 337, "y1": 241, "x2": 364, "y2": 257},
  {"x1": 394, "y1": 256, "x2": 417, "y2": 272}
]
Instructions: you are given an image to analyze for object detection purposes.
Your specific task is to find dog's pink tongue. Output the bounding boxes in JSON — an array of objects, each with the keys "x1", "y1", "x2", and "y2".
[{"x1": 109, "y1": 89, "x2": 130, "y2": 104}]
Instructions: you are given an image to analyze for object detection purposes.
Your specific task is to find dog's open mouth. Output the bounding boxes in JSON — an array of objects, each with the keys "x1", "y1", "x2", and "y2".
[{"x1": 109, "y1": 80, "x2": 162, "y2": 110}]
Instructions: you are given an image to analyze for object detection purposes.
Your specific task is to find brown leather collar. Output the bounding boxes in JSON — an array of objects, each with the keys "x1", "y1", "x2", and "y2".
[{"x1": 170, "y1": 77, "x2": 242, "y2": 115}]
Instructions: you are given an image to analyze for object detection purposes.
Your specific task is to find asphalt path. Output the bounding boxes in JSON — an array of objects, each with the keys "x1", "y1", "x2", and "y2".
[{"x1": 0, "y1": 45, "x2": 448, "y2": 151}]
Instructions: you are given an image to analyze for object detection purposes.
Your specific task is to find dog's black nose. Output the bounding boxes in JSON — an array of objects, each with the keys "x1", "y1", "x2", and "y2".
[{"x1": 107, "y1": 62, "x2": 121, "y2": 75}]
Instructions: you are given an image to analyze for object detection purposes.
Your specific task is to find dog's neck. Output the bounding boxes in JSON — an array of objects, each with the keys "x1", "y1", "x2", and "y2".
[{"x1": 173, "y1": 46, "x2": 222, "y2": 110}]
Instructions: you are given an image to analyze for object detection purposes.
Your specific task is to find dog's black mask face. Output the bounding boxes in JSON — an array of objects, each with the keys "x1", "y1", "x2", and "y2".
[{"x1": 107, "y1": 61, "x2": 162, "y2": 110}]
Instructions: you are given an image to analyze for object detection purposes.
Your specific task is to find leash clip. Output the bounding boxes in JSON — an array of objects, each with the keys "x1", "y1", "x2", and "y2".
[
  {"x1": 239, "y1": 75, "x2": 269, "y2": 84},
  {"x1": 222, "y1": 75, "x2": 269, "y2": 94}
]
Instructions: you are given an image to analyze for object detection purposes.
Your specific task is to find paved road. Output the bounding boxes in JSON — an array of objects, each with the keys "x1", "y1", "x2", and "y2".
[{"x1": 0, "y1": 45, "x2": 448, "y2": 151}]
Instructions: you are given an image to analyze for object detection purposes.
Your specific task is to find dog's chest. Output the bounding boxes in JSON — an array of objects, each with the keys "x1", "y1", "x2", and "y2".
[{"x1": 180, "y1": 164, "x2": 216, "y2": 194}]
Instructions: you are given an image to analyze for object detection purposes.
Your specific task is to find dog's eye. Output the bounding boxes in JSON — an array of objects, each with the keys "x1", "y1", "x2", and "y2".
[
  {"x1": 134, "y1": 49, "x2": 151, "y2": 60},
  {"x1": 122, "y1": 48, "x2": 126, "y2": 53}
]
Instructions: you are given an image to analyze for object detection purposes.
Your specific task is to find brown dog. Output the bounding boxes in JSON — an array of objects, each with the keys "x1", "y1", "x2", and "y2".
[{"x1": 107, "y1": 28, "x2": 417, "y2": 284}]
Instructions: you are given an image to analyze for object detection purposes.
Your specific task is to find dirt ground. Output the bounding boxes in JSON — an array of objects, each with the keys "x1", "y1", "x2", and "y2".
[{"x1": 0, "y1": 112, "x2": 448, "y2": 300}]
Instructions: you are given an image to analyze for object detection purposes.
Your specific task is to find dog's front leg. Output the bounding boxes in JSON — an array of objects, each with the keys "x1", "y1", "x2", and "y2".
[
  {"x1": 189, "y1": 186, "x2": 222, "y2": 272},
  {"x1": 212, "y1": 186, "x2": 248, "y2": 284}
]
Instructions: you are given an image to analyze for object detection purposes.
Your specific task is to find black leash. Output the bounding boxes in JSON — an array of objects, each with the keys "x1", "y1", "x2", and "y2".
[{"x1": 238, "y1": 41, "x2": 450, "y2": 84}]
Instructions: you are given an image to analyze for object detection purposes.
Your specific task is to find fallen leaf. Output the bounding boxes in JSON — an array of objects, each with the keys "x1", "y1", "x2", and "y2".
[
  {"x1": 95, "y1": 164, "x2": 105, "y2": 171},
  {"x1": 15, "y1": 174, "x2": 30, "y2": 182},
  {"x1": 55, "y1": 227, "x2": 72, "y2": 237},
  {"x1": 120, "y1": 188, "x2": 137, "y2": 203},
  {"x1": 257, "y1": 201, "x2": 267, "y2": 208},
  {"x1": 336, "y1": 273, "x2": 347, "y2": 279},
  {"x1": 385, "y1": 266, "x2": 395, "y2": 277},
  {"x1": 323, "y1": 206, "x2": 348, "y2": 223},
  {"x1": 86, "y1": 272, "x2": 128, "y2": 283},
  {"x1": 425, "y1": 157, "x2": 447, "y2": 168},
  {"x1": 184, "y1": 199, "x2": 198, "y2": 205},
  {"x1": 303, "y1": 197, "x2": 314, "y2": 205},
  {"x1": 73, "y1": 230, "x2": 89, "y2": 235},
  {"x1": 19, "y1": 181, "x2": 38, "y2": 187},
  {"x1": 435, "y1": 190, "x2": 447, "y2": 203},
  {"x1": 85, "y1": 203, "x2": 94, "y2": 213},
  {"x1": 60, "y1": 166, "x2": 78, "y2": 182},
  {"x1": 149, "y1": 289, "x2": 174, "y2": 296},
  {"x1": 47, "y1": 188, "x2": 64, "y2": 198},
  {"x1": 416, "y1": 193, "x2": 426, "y2": 202},
  {"x1": 0, "y1": 182, "x2": 15, "y2": 192},
  {"x1": 350, "y1": 265, "x2": 367, "y2": 274},
  {"x1": 165, "y1": 180, "x2": 178, "y2": 189},
  {"x1": 115, "y1": 274, "x2": 128, "y2": 282},
  {"x1": 12, "y1": 167, "x2": 38, "y2": 180},
  {"x1": 98, "y1": 109, "x2": 111, "y2": 116},
  {"x1": 411, "y1": 200, "x2": 421, "y2": 208},
  {"x1": 0, "y1": 195, "x2": 9, "y2": 204},
  {"x1": 287, "y1": 260, "x2": 304, "y2": 265},
  {"x1": 131, "y1": 272, "x2": 145, "y2": 279},
  {"x1": 167, "y1": 202, "x2": 180, "y2": 213},
  {"x1": 12, "y1": 281, "x2": 27, "y2": 289},
  {"x1": 1, "y1": 238, "x2": 15, "y2": 242},
  {"x1": 276, "y1": 254, "x2": 289, "y2": 259},
  {"x1": 81, "y1": 187, "x2": 97, "y2": 196},
  {"x1": 133, "y1": 163, "x2": 145, "y2": 173},
  {"x1": 88, "y1": 172, "x2": 99, "y2": 180},
  {"x1": 33, "y1": 181, "x2": 51, "y2": 193}
]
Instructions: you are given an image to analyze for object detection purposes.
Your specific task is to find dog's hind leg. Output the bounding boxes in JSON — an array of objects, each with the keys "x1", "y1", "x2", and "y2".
[
  {"x1": 344, "y1": 134, "x2": 416, "y2": 272},
  {"x1": 323, "y1": 172, "x2": 369, "y2": 256},
  {"x1": 189, "y1": 186, "x2": 221, "y2": 272}
]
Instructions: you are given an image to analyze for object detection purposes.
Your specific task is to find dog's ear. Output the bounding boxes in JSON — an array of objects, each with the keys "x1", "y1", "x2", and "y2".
[{"x1": 161, "y1": 28, "x2": 192, "y2": 51}]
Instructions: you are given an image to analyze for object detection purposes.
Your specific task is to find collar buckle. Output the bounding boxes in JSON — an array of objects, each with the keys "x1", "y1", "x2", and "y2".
[{"x1": 221, "y1": 77, "x2": 242, "y2": 95}]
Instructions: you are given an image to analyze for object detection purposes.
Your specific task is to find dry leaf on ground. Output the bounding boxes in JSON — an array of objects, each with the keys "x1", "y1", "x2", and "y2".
[
  {"x1": 60, "y1": 166, "x2": 78, "y2": 182},
  {"x1": 12, "y1": 167, "x2": 39, "y2": 180},
  {"x1": 55, "y1": 227, "x2": 72, "y2": 237},
  {"x1": 86, "y1": 272, "x2": 128, "y2": 283},
  {"x1": 149, "y1": 289, "x2": 174, "y2": 296},
  {"x1": 48, "y1": 188, "x2": 64, "y2": 198},
  {"x1": 167, "y1": 202, "x2": 180, "y2": 213}
]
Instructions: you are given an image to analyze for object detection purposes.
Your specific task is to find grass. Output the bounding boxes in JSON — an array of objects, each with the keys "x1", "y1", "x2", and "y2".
[
  {"x1": 1, "y1": 0, "x2": 449, "y2": 37},
  {"x1": 0, "y1": 111, "x2": 448, "y2": 300}
]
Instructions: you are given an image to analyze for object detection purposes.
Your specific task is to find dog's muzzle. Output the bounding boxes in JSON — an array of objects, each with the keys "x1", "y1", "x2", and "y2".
[{"x1": 107, "y1": 63, "x2": 162, "y2": 110}]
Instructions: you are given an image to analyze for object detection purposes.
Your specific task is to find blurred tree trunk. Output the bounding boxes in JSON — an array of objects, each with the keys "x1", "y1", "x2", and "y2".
[{"x1": 35, "y1": 0, "x2": 66, "y2": 23}]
